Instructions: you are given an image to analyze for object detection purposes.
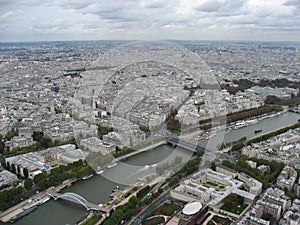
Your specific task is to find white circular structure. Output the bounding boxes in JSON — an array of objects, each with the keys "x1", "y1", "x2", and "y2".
[{"x1": 182, "y1": 201, "x2": 202, "y2": 215}]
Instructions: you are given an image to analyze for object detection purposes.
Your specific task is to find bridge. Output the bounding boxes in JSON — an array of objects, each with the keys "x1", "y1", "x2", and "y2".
[
  {"x1": 165, "y1": 135, "x2": 206, "y2": 152},
  {"x1": 47, "y1": 192, "x2": 111, "y2": 213}
]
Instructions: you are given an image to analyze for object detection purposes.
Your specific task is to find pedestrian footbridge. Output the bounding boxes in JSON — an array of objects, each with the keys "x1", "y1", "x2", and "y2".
[{"x1": 47, "y1": 192, "x2": 110, "y2": 213}]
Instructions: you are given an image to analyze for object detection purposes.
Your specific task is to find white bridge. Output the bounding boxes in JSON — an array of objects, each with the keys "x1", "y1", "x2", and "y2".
[{"x1": 47, "y1": 192, "x2": 110, "y2": 213}]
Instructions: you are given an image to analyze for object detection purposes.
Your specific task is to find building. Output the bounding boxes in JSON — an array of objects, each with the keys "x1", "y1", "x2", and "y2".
[
  {"x1": 80, "y1": 137, "x2": 116, "y2": 155},
  {"x1": 293, "y1": 178, "x2": 300, "y2": 198},
  {"x1": 216, "y1": 164, "x2": 238, "y2": 177},
  {"x1": 238, "y1": 216, "x2": 270, "y2": 225},
  {"x1": 171, "y1": 168, "x2": 256, "y2": 215},
  {"x1": 46, "y1": 144, "x2": 77, "y2": 161},
  {"x1": 216, "y1": 165, "x2": 262, "y2": 195},
  {"x1": 276, "y1": 166, "x2": 297, "y2": 191},
  {"x1": 5, "y1": 136, "x2": 34, "y2": 149},
  {"x1": 46, "y1": 144, "x2": 88, "y2": 164},
  {"x1": 59, "y1": 149, "x2": 88, "y2": 164},
  {"x1": 103, "y1": 131, "x2": 130, "y2": 148},
  {"x1": 279, "y1": 199, "x2": 300, "y2": 225},
  {"x1": 5, "y1": 152, "x2": 51, "y2": 178},
  {"x1": 18, "y1": 127, "x2": 33, "y2": 138},
  {"x1": 249, "y1": 86, "x2": 291, "y2": 99},
  {"x1": 257, "y1": 165, "x2": 270, "y2": 175},
  {"x1": 166, "y1": 202, "x2": 208, "y2": 225},
  {"x1": 0, "y1": 169, "x2": 18, "y2": 188},
  {"x1": 238, "y1": 173, "x2": 262, "y2": 196},
  {"x1": 237, "y1": 188, "x2": 291, "y2": 224},
  {"x1": 4, "y1": 144, "x2": 88, "y2": 178}
]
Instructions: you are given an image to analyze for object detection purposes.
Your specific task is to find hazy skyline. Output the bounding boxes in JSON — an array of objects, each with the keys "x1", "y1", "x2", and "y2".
[{"x1": 0, "y1": 0, "x2": 299, "y2": 42}]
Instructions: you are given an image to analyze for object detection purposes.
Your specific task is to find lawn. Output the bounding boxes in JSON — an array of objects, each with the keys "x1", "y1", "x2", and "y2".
[
  {"x1": 221, "y1": 203, "x2": 248, "y2": 215},
  {"x1": 149, "y1": 201, "x2": 181, "y2": 217},
  {"x1": 206, "y1": 181, "x2": 218, "y2": 187},
  {"x1": 220, "y1": 193, "x2": 249, "y2": 215},
  {"x1": 212, "y1": 216, "x2": 232, "y2": 225}
]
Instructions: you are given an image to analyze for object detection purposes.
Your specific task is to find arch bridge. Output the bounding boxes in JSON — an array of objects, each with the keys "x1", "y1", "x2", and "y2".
[
  {"x1": 165, "y1": 135, "x2": 206, "y2": 152},
  {"x1": 47, "y1": 192, "x2": 110, "y2": 213}
]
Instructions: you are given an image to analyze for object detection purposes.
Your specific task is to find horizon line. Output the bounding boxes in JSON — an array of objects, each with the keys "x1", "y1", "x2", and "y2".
[{"x1": 0, "y1": 39, "x2": 300, "y2": 44}]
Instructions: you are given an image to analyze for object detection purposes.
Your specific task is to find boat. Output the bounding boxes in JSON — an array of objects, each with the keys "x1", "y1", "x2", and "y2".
[
  {"x1": 151, "y1": 163, "x2": 157, "y2": 167},
  {"x1": 140, "y1": 165, "x2": 151, "y2": 171},
  {"x1": 112, "y1": 186, "x2": 120, "y2": 192},
  {"x1": 247, "y1": 119, "x2": 259, "y2": 125},
  {"x1": 96, "y1": 170, "x2": 104, "y2": 175},
  {"x1": 82, "y1": 174, "x2": 93, "y2": 180},
  {"x1": 107, "y1": 162, "x2": 117, "y2": 168},
  {"x1": 119, "y1": 157, "x2": 128, "y2": 162},
  {"x1": 9, "y1": 206, "x2": 38, "y2": 223},
  {"x1": 233, "y1": 122, "x2": 246, "y2": 130},
  {"x1": 37, "y1": 197, "x2": 50, "y2": 206},
  {"x1": 254, "y1": 129, "x2": 262, "y2": 134}
]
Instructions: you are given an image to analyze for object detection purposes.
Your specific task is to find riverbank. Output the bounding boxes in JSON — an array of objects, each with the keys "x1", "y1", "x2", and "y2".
[
  {"x1": 4, "y1": 111, "x2": 300, "y2": 225},
  {"x1": 0, "y1": 191, "x2": 49, "y2": 223},
  {"x1": 0, "y1": 179, "x2": 75, "y2": 223},
  {"x1": 0, "y1": 140, "x2": 167, "y2": 224}
]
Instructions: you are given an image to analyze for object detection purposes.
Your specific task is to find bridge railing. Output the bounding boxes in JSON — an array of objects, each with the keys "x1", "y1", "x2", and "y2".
[{"x1": 47, "y1": 192, "x2": 98, "y2": 211}]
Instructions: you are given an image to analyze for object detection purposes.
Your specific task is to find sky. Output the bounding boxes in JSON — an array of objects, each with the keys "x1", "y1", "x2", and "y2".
[{"x1": 0, "y1": 0, "x2": 299, "y2": 42}]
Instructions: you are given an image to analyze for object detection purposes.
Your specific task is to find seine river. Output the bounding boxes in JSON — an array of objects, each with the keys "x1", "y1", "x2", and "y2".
[{"x1": 5, "y1": 112, "x2": 300, "y2": 225}]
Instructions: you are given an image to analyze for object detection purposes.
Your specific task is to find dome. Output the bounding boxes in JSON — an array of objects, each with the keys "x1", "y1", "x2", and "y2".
[{"x1": 182, "y1": 201, "x2": 202, "y2": 215}]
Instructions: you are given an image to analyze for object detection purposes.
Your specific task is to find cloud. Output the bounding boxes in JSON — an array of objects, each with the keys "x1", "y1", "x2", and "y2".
[
  {"x1": 53, "y1": 0, "x2": 95, "y2": 9},
  {"x1": 194, "y1": 0, "x2": 247, "y2": 15},
  {"x1": 0, "y1": 0, "x2": 299, "y2": 42},
  {"x1": 194, "y1": 0, "x2": 222, "y2": 12},
  {"x1": 0, "y1": 9, "x2": 23, "y2": 30},
  {"x1": 284, "y1": 0, "x2": 300, "y2": 8},
  {"x1": 0, "y1": 11, "x2": 14, "y2": 20},
  {"x1": 142, "y1": 0, "x2": 168, "y2": 9}
]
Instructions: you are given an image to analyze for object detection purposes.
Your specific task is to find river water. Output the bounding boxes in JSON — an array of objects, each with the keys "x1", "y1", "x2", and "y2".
[
  {"x1": 198, "y1": 111, "x2": 300, "y2": 148},
  {"x1": 6, "y1": 112, "x2": 300, "y2": 225}
]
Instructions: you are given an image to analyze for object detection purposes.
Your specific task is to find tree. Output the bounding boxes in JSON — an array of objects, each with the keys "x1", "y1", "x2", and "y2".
[
  {"x1": 166, "y1": 107, "x2": 181, "y2": 130},
  {"x1": 0, "y1": 159, "x2": 5, "y2": 167},
  {"x1": 139, "y1": 125, "x2": 149, "y2": 132},
  {"x1": 265, "y1": 95, "x2": 281, "y2": 105},
  {"x1": 34, "y1": 171, "x2": 47, "y2": 184},
  {"x1": 123, "y1": 209, "x2": 133, "y2": 220},
  {"x1": 39, "y1": 137, "x2": 52, "y2": 148},
  {"x1": 291, "y1": 93, "x2": 296, "y2": 98},
  {"x1": 23, "y1": 168, "x2": 29, "y2": 178},
  {"x1": 24, "y1": 178, "x2": 33, "y2": 191},
  {"x1": 32, "y1": 131, "x2": 43, "y2": 142},
  {"x1": 6, "y1": 161, "x2": 10, "y2": 171},
  {"x1": 231, "y1": 142, "x2": 244, "y2": 152},
  {"x1": 5, "y1": 128, "x2": 18, "y2": 140},
  {"x1": 211, "y1": 162, "x2": 216, "y2": 171},
  {"x1": 11, "y1": 163, "x2": 16, "y2": 174},
  {"x1": 17, "y1": 165, "x2": 21, "y2": 175},
  {"x1": 0, "y1": 141, "x2": 5, "y2": 154},
  {"x1": 127, "y1": 196, "x2": 138, "y2": 209},
  {"x1": 0, "y1": 186, "x2": 26, "y2": 211},
  {"x1": 98, "y1": 125, "x2": 114, "y2": 139}
]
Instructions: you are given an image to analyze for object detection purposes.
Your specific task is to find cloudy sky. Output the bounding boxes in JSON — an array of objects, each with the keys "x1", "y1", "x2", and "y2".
[{"x1": 0, "y1": 0, "x2": 299, "y2": 42}]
